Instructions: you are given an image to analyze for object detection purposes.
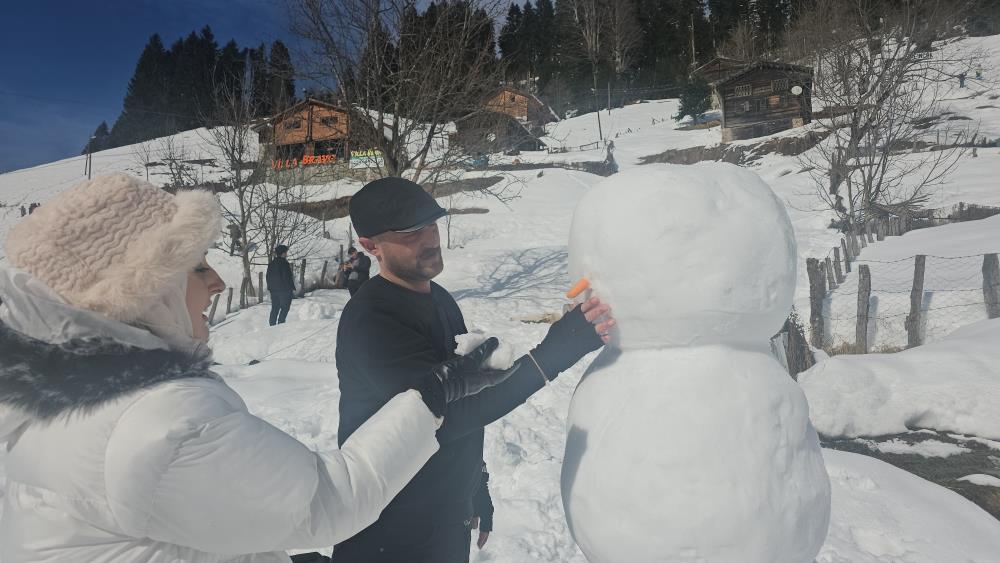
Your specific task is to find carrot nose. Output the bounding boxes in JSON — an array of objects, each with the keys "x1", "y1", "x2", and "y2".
[{"x1": 566, "y1": 277, "x2": 590, "y2": 299}]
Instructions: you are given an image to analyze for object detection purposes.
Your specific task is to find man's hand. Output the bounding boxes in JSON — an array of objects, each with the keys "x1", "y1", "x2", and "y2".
[
  {"x1": 470, "y1": 517, "x2": 490, "y2": 549},
  {"x1": 580, "y1": 296, "x2": 615, "y2": 345}
]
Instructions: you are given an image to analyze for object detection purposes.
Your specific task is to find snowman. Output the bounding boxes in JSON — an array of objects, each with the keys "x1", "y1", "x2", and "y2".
[{"x1": 560, "y1": 163, "x2": 830, "y2": 563}]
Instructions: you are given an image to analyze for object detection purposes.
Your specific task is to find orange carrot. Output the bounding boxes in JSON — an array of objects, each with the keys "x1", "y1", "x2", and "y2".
[{"x1": 566, "y1": 277, "x2": 590, "y2": 299}]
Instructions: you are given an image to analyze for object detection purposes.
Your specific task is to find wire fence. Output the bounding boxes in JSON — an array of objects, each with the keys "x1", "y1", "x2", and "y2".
[{"x1": 798, "y1": 210, "x2": 1000, "y2": 358}]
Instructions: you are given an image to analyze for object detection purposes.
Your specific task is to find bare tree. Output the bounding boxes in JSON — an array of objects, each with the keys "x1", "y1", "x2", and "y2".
[
  {"x1": 789, "y1": 0, "x2": 981, "y2": 229},
  {"x1": 292, "y1": 0, "x2": 505, "y2": 184},
  {"x1": 562, "y1": 0, "x2": 606, "y2": 139},
  {"x1": 131, "y1": 140, "x2": 156, "y2": 181},
  {"x1": 606, "y1": 0, "x2": 641, "y2": 95},
  {"x1": 155, "y1": 136, "x2": 198, "y2": 188},
  {"x1": 717, "y1": 20, "x2": 760, "y2": 62}
]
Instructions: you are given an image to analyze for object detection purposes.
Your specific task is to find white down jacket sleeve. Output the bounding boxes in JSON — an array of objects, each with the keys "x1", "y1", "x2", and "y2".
[{"x1": 103, "y1": 378, "x2": 439, "y2": 554}]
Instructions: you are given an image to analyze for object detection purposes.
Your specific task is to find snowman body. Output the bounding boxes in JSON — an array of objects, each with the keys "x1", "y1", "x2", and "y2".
[{"x1": 561, "y1": 164, "x2": 830, "y2": 563}]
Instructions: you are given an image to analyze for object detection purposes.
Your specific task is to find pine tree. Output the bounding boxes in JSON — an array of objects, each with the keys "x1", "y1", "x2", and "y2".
[
  {"x1": 82, "y1": 121, "x2": 110, "y2": 154},
  {"x1": 534, "y1": 0, "x2": 557, "y2": 91},
  {"x1": 498, "y1": 3, "x2": 525, "y2": 81},
  {"x1": 109, "y1": 34, "x2": 171, "y2": 147},
  {"x1": 268, "y1": 40, "x2": 296, "y2": 112},
  {"x1": 675, "y1": 76, "x2": 711, "y2": 122}
]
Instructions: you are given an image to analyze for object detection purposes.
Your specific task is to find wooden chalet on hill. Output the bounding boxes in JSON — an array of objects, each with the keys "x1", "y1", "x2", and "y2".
[
  {"x1": 454, "y1": 86, "x2": 558, "y2": 153},
  {"x1": 254, "y1": 99, "x2": 351, "y2": 162},
  {"x1": 694, "y1": 59, "x2": 814, "y2": 142}
]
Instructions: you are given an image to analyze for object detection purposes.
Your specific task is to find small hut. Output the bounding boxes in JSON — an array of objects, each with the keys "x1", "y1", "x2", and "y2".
[{"x1": 711, "y1": 62, "x2": 814, "y2": 142}]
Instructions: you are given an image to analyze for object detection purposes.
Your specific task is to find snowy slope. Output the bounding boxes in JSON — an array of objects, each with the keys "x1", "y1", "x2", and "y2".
[{"x1": 4, "y1": 31, "x2": 1000, "y2": 563}]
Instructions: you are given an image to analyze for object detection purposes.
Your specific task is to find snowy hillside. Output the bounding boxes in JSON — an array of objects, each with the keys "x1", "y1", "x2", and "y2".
[{"x1": 4, "y1": 31, "x2": 1000, "y2": 563}]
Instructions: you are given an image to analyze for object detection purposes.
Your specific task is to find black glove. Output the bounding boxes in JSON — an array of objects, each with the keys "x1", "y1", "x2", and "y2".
[
  {"x1": 529, "y1": 304, "x2": 604, "y2": 379},
  {"x1": 414, "y1": 338, "x2": 520, "y2": 417},
  {"x1": 473, "y1": 464, "x2": 495, "y2": 533}
]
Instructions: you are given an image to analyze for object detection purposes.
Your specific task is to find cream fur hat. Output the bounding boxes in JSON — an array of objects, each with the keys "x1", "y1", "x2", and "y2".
[{"x1": 4, "y1": 173, "x2": 221, "y2": 327}]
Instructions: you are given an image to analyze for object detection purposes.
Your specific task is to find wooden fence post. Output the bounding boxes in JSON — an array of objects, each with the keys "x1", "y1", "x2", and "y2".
[
  {"x1": 834, "y1": 247, "x2": 845, "y2": 282},
  {"x1": 258, "y1": 272, "x2": 264, "y2": 304},
  {"x1": 226, "y1": 287, "x2": 234, "y2": 314},
  {"x1": 983, "y1": 253, "x2": 1000, "y2": 319},
  {"x1": 239, "y1": 277, "x2": 247, "y2": 309},
  {"x1": 299, "y1": 259, "x2": 307, "y2": 298},
  {"x1": 856, "y1": 265, "x2": 871, "y2": 353},
  {"x1": 866, "y1": 224, "x2": 875, "y2": 244},
  {"x1": 320, "y1": 261, "x2": 329, "y2": 290},
  {"x1": 859, "y1": 230, "x2": 868, "y2": 249},
  {"x1": 876, "y1": 220, "x2": 886, "y2": 241},
  {"x1": 208, "y1": 294, "x2": 220, "y2": 325},
  {"x1": 336, "y1": 245, "x2": 345, "y2": 288},
  {"x1": 807, "y1": 258, "x2": 826, "y2": 348},
  {"x1": 905, "y1": 255, "x2": 926, "y2": 348},
  {"x1": 825, "y1": 256, "x2": 837, "y2": 289},
  {"x1": 841, "y1": 239, "x2": 852, "y2": 273}
]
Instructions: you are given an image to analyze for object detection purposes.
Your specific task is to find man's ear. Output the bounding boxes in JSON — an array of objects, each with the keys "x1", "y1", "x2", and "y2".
[{"x1": 359, "y1": 237, "x2": 378, "y2": 256}]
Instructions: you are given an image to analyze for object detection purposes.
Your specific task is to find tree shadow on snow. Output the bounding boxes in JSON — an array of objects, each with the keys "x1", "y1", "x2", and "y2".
[{"x1": 452, "y1": 248, "x2": 569, "y2": 301}]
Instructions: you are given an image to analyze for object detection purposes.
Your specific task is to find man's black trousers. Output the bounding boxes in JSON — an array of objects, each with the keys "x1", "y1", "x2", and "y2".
[
  {"x1": 330, "y1": 510, "x2": 472, "y2": 563},
  {"x1": 269, "y1": 290, "x2": 293, "y2": 325}
]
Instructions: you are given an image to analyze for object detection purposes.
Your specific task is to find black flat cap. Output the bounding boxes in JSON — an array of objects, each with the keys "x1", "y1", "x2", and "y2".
[{"x1": 350, "y1": 177, "x2": 447, "y2": 238}]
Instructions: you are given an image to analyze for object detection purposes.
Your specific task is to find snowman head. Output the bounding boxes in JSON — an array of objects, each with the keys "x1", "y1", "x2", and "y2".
[{"x1": 568, "y1": 163, "x2": 796, "y2": 350}]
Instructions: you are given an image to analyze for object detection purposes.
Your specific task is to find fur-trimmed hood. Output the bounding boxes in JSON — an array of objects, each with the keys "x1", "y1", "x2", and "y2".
[{"x1": 0, "y1": 267, "x2": 217, "y2": 433}]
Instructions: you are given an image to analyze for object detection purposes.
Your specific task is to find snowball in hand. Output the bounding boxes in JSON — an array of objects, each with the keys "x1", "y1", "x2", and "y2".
[
  {"x1": 568, "y1": 163, "x2": 796, "y2": 349},
  {"x1": 454, "y1": 331, "x2": 518, "y2": 370},
  {"x1": 561, "y1": 163, "x2": 830, "y2": 563}
]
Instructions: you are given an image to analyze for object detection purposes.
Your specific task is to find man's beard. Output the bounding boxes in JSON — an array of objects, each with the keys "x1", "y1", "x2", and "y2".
[{"x1": 386, "y1": 246, "x2": 443, "y2": 283}]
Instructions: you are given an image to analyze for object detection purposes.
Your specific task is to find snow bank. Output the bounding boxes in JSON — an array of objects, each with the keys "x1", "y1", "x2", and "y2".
[
  {"x1": 958, "y1": 474, "x2": 1000, "y2": 487},
  {"x1": 800, "y1": 318, "x2": 1000, "y2": 439},
  {"x1": 819, "y1": 449, "x2": 1000, "y2": 563}
]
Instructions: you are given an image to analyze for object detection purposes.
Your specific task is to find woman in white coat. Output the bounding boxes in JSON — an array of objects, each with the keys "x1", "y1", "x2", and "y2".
[{"x1": 0, "y1": 174, "x2": 519, "y2": 563}]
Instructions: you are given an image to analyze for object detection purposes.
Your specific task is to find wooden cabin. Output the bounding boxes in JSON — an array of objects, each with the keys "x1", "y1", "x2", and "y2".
[
  {"x1": 484, "y1": 86, "x2": 557, "y2": 131},
  {"x1": 713, "y1": 62, "x2": 813, "y2": 142},
  {"x1": 255, "y1": 99, "x2": 351, "y2": 161}
]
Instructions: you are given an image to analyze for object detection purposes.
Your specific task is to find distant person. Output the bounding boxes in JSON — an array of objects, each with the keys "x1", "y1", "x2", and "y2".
[
  {"x1": 266, "y1": 244, "x2": 296, "y2": 326},
  {"x1": 28, "y1": 203, "x2": 37, "y2": 215},
  {"x1": 19, "y1": 205, "x2": 26, "y2": 217},
  {"x1": 959, "y1": 71, "x2": 967, "y2": 88},
  {"x1": 228, "y1": 223, "x2": 242, "y2": 256},
  {"x1": 344, "y1": 246, "x2": 371, "y2": 297}
]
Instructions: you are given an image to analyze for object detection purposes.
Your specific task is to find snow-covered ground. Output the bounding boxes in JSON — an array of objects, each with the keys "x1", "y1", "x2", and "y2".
[{"x1": 4, "y1": 31, "x2": 1000, "y2": 563}]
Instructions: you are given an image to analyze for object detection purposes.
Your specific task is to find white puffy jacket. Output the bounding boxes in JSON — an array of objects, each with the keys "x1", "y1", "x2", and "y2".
[{"x1": 0, "y1": 269, "x2": 440, "y2": 562}]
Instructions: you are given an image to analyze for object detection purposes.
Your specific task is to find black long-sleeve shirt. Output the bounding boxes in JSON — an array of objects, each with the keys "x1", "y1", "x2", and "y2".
[
  {"x1": 265, "y1": 257, "x2": 296, "y2": 293},
  {"x1": 335, "y1": 275, "x2": 547, "y2": 523}
]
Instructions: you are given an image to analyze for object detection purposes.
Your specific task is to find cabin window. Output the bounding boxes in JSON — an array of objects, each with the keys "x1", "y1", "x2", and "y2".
[
  {"x1": 771, "y1": 78, "x2": 789, "y2": 92},
  {"x1": 741, "y1": 101, "x2": 751, "y2": 113},
  {"x1": 510, "y1": 95, "x2": 517, "y2": 103},
  {"x1": 734, "y1": 84, "x2": 752, "y2": 97},
  {"x1": 768, "y1": 95, "x2": 782, "y2": 109},
  {"x1": 284, "y1": 119, "x2": 302, "y2": 130},
  {"x1": 753, "y1": 99, "x2": 766, "y2": 113},
  {"x1": 321, "y1": 116, "x2": 339, "y2": 127}
]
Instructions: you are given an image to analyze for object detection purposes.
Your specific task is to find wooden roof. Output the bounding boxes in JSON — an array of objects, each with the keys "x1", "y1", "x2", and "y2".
[
  {"x1": 252, "y1": 98, "x2": 349, "y2": 131},
  {"x1": 715, "y1": 61, "x2": 814, "y2": 86}
]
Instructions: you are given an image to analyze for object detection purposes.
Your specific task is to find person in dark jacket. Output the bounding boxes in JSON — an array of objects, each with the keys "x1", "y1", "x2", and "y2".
[
  {"x1": 344, "y1": 246, "x2": 372, "y2": 297},
  {"x1": 331, "y1": 177, "x2": 615, "y2": 563},
  {"x1": 266, "y1": 244, "x2": 296, "y2": 326}
]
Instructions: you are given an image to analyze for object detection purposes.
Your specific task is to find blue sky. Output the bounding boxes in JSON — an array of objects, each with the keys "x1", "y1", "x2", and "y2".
[{"x1": 0, "y1": 0, "x2": 297, "y2": 173}]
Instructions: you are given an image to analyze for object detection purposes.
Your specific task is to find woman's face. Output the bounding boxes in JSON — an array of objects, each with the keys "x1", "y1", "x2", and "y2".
[{"x1": 186, "y1": 259, "x2": 226, "y2": 342}]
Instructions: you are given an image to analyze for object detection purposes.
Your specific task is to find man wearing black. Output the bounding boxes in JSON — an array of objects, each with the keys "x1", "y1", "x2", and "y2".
[
  {"x1": 333, "y1": 177, "x2": 615, "y2": 563},
  {"x1": 344, "y1": 246, "x2": 371, "y2": 297},
  {"x1": 266, "y1": 244, "x2": 296, "y2": 326}
]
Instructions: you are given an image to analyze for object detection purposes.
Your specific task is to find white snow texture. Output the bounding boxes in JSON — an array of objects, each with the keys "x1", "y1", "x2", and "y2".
[
  {"x1": 561, "y1": 164, "x2": 830, "y2": 563},
  {"x1": 567, "y1": 163, "x2": 797, "y2": 350}
]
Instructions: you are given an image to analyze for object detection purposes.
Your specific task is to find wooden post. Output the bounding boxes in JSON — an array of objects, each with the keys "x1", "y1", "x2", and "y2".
[
  {"x1": 239, "y1": 277, "x2": 248, "y2": 309},
  {"x1": 258, "y1": 272, "x2": 264, "y2": 304},
  {"x1": 834, "y1": 247, "x2": 845, "y2": 282},
  {"x1": 876, "y1": 220, "x2": 886, "y2": 241},
  {"x1": 299, "y1": 259, "x2": 307, "y2": 298},
  {"x1": 807, "y1": 258, "x2": 826, "y2": 348},
  {"x1": 983, "y1": 253, "x2": 1000, "y2": 319},
  {"x1": 320, "y1": 261, "x2": 329, "y2": 290},
  {"x1": 856, "y1": 265, "x2": 871, "y2": 353},
  {"x1": 840, "y1": 239, "x2": 852, "y2": 273},
  {"x1": 825, "y1": 256, "x2": 837, "y2": 289},
  {"x1": 905, "y1": 255, "x2": 926, "y2": 348},
  {"x1": 336, "y1": 245, "x2": 345, "y2": 289},
  {"x1": 208, "y1": 294, "x2": 220, "y2": 325},
  {"x1": 226, "y1": 287, "x2": 234, "y2": 314},
  {"x1": 866, "y1": 224, "x2": 875, "y2": 244},
  {"x1": 859, "y1": 230, "x2": 868, "y2": 249}
]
